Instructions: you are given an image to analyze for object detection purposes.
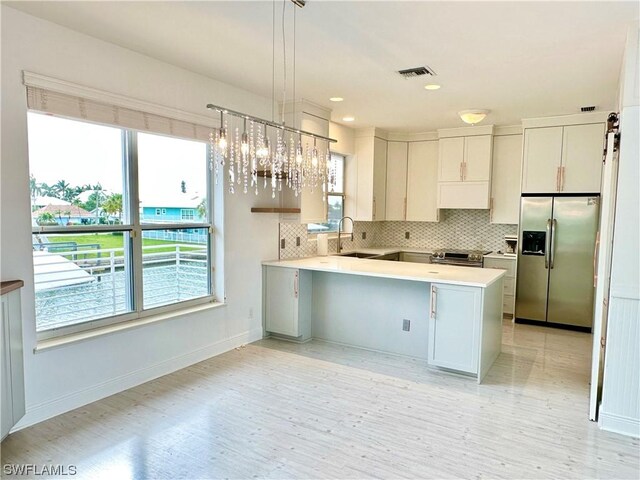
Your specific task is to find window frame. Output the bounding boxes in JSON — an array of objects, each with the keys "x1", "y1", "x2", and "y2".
[
  {"x1": 30, "y1": 119, "x2": 216, "y2": 341},
  {"x1": 308, "y1": 153, "x2": 346, "y2": 234}
]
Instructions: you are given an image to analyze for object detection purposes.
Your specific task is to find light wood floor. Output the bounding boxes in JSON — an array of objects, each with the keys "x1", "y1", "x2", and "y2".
[{"x1": 2, "y1": 320, "x2": 639, "y2": 479}]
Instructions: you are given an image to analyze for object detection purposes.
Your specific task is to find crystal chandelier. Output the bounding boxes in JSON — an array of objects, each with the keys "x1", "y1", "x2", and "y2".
[
  {"x1": 207, "y1": 104, "x2": 337, "y2": 199},
  {"x1": 206, "y1": 0, "x2": 337, "y2": 200}
]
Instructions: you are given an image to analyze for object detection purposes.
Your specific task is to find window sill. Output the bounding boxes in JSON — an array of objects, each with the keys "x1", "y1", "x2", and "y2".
[
  {"x1": 306, "y1": 232, "x2": 352, "y2": 241},
  {"x1": 34, "y1": 301, "x2": 226, "y2": 353}
]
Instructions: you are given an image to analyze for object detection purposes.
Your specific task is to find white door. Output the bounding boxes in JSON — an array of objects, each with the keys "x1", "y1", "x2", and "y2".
[
  {"x1": 522, "y1": 126, "x2": 563, "y2": 193},
  {"x1": 385, "y1": 141, "x2": 408, "y2": 220},
  {"x1": 372, "y1": 137, "x2": 388, "y2": 221},
  {"x1": 438, "y1": 137, "x2": 464, "y2": 182},
  {"x1": 464, "y1": 135, "x2": 492, "y2": 182},
  {"x1": 407, "y1": 141, "x2": 439, "y2": 222},
  {"x1": 589, "y1": 131, "x2": 619, "y2": 421},
  {"x1": 265, "y1": 267, "x2": 299, "y2": 337},
  {"x1": 1, "y1": 297, "x2": 13, "y2": 439},
  {"x1": 428, "y1": 283, "x2": 481, "y2": 374},
  {"x1": 561, "y1": 123, "x2": 606, "y2": 193},
  {"x1": 491, "y1": 134, "x2": 522, "y2": 224}
]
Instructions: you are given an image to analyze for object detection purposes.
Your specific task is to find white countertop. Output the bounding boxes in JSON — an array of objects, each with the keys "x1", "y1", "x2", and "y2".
[
  {"x1": 263, "y1": 255, "x2": 505, "y2": 288},
  {"x1": 484, "y1": 252, "x2": 516, "y2": 260}
]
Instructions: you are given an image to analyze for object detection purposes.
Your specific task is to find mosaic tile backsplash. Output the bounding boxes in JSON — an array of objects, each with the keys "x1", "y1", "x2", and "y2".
[{"x1": 279, "y1": 210, "x2": 517, "y2": 259}]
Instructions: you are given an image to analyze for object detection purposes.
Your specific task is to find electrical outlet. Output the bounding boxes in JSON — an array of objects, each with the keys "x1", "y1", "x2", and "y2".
[
  {"x1": 362, "y1": 232, "x2": 367, "y2": 240},
  {"x1": 405, "y1": 231, "x2": 410, "y2": 239},
  {"x1": 280, "y1": 238, "x2": 285, "y2": 249},
  {"x1": 296, "y1": 236, "x2": 301, "y2": 246},
  {"x1": 402, "y1": 319, "x2": 410, "y2": 331}
]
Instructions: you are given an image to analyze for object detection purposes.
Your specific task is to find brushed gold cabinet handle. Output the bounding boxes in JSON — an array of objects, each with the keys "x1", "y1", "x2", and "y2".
[
  {"x1": 556, "y1": 166, "x2": 561, "y2": 192},
  {"x1": 561, "y1": 166, "x2": 566, "y2": 191},
  {"x1": 460, "y1": 162, "x2": 463, "y2": 181}
]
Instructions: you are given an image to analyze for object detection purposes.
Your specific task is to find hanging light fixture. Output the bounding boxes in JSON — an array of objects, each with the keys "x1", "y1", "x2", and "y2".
[{"x1": 206, "y1": 0, "x2": 336, "y2": 198}]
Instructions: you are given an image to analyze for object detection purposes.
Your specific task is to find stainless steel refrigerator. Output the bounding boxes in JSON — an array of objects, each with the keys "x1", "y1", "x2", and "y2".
[{"x1": 516, "y1": 196, "x2": 600, "y2": 330}]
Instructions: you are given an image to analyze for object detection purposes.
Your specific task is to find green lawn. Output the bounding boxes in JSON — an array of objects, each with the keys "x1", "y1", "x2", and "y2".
[{"x1": 38, "y1": 233, "x2": 204, "y2": 258}]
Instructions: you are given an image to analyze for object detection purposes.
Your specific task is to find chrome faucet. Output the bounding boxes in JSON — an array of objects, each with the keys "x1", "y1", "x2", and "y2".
[{"x1": 337, "y1": 216, "x2": 354, "y2": 253}]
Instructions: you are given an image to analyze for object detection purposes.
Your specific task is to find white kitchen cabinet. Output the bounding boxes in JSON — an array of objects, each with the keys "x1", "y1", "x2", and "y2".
[
  {"x1": 490, "y1": 134, "x2": 522, "y2": 224},
  {"x1": 428, "y1": 283, "x2": 481, "y2": 374},
  {"x1": 484, "y1": 255, "x2": 516, "y2": 315},
  {"x1": 522, "y1": 122, "x2": 605, "y2": 194},
  {"x1": 281, "y1": 105, "x2": 330, "y2": 224},
  {"x1": 437, "y1": 132, "x2": 493, "y2": 209},
  {"x1": 264, "y1": 266, "x2": 311, "y2": 340},
  {"x1": 385, "y1": 141, "x2": 408, "y2": 221},
  {"x1": 561, "y1": 123, "x2": 606, "y2": 193},
  {"x1": 355, "y1": 133, "x2": 387, "y2": 221},
  {"x1": 406, "y1": 141, "x2": 439, "y2": 222},
  {"x1": 1, "y1": 284, "x2": 25, "y2": 440},
  {"x1": 438, "y1": 137, "x2": 465, "y2": 182}
]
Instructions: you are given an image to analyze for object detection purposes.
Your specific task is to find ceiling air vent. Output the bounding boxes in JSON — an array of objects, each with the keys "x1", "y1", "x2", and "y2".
[
  {"x1": 581, "y1": 106, "x2": 596, "y2": 112},
  {"x1": 397, "y1": 66, "x2": 437, "y2": 78}
]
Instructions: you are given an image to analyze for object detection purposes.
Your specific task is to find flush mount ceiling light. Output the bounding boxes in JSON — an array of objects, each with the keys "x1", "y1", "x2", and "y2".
[
  {"x1": 424, "y1": 84, "x2": 441, "y2": 90},
  {"x1": 458, "y1": 109, "x2": 490, "y2": 125},
  {"x1": 342, "y1": 116, "x2": 355, "y2": 122},
  {"x1": 329, "y1": 97, "x2": 344, "y2": 102}
]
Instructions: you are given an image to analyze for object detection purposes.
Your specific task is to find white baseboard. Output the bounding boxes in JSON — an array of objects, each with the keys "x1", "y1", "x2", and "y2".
[
  {"x1": 600, "y1": 410, "x2": 640, "y2": 438},
  {"x1": 12, "y1": 326, "x2": 264, "y2": 432}
]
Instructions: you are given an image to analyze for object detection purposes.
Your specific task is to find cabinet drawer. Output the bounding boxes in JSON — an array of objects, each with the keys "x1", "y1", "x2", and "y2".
[
  {"x1": 484, "y1": 258, "x2": 516, "y2": 276},
  {"x1": 503, "y1": 276, "x2": 515, "y2": 295},
  {"x1": 503, "y1": 294, "x2": 514, "y2": 315}
]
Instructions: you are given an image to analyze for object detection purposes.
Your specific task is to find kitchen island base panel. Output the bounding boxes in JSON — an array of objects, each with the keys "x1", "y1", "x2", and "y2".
[{"x1": 311, "y1": 272, "x2": 430, "y2": 360}]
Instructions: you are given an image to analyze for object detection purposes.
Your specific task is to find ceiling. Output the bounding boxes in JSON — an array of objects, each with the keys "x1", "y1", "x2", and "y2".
[{"x1": 7, "y1": 1, "x2": 639, "y2": 132}]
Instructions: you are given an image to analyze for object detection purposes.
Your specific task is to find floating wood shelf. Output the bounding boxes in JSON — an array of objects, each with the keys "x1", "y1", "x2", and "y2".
[
  {"x1": 257, "y1": 170, "x2": 289, "y2": 180},
  {"x1": 251, "y1": 207, "x2": 301, "y2": 214}
]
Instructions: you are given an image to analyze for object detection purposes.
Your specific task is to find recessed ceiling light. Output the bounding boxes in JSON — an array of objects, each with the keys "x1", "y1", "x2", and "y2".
[
  {"x1": 342, "y1": 116, "x2": 355, "y2": 122},
  {"x1": 424, "y1": 84, "x2": 441, "y2": 90},
  {"x1": 329, "y1": 97, "x2": 344, "y2": 102}
]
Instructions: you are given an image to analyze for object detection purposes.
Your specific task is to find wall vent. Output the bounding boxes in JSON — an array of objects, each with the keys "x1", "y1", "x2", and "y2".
[
  {"x1": 397, "y1": 66, "x2": 436, "y2": 78},
  {"x1": 581, "y1": 106, "x2": 596, "y2": 112}
]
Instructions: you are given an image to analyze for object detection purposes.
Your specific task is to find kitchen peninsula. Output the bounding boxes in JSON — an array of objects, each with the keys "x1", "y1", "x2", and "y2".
[{"x1": 262, "y1": 255, "x2": 505, "y2": 383}]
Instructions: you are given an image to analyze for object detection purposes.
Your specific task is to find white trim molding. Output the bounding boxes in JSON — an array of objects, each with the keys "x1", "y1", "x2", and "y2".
[
  {"x1": 599, "y1": 411, "x2": 640, "y2": 438},
  {"x1": 13, "y1": 326, "x2": 264, "y2": 432}
]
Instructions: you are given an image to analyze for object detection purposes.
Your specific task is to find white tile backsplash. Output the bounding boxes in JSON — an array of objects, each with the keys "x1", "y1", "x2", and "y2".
[{"x1": 279, "y1": 210, "x2": 517, "y2": 259}]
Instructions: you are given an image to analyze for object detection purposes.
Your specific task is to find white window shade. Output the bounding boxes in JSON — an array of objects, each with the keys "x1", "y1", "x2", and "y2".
[{"x1": 25, "y1": 77, "x2": 215, "y2": 143}]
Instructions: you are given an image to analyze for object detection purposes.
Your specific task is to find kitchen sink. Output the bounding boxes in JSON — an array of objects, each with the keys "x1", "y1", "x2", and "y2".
[{"x1": 334, "y1": 252, "x2": 379, "y2": 259}]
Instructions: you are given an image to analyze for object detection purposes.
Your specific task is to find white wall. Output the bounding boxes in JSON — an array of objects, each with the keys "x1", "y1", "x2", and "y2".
[
  {"x1": 600, "y1": 23, "x2": 640, "y2": 438},
  {"x1": 1, "y1": 6, "x2": 279, "y2": 429}
]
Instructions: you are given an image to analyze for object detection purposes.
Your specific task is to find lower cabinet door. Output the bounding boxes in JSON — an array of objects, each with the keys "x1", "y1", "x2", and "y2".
[
  {"x1": 265, "y1": 267, "x2": 299, "y2": 337},
  {"x1": 428, "y1": 283, "x2": 481, "y2": 374}
]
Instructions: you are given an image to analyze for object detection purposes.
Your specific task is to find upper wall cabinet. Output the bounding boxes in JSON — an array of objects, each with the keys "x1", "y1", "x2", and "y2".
[
  {"x1": 437, "y1": 126, "x2": 494, "y2": 209},
  {"x1": 281, "y1": 102, "x2": 330, "y2": 224},
  {"x1": 385, "y1": 141, "x2": 408, "y2": 221},
  {"x1": 521, "y1": 116, "x2": 606, "y2": 194},
  {"x1": 354, "y1": 131, "x2": 387, "y2": 221},
  {"x1": 407, "y1": 141, "x2": 439, "y2": 222},
  {"x1": 490, "y1": 133, "x2": 522, "y2": 225}
]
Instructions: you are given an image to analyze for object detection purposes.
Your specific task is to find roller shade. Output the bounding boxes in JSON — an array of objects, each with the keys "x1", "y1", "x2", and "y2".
[{"x1": 26, "y1": 85, "x2": 215, "y2": 143}]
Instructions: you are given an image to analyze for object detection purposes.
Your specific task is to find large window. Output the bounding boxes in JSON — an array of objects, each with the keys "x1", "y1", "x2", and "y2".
[
  {"x1": 28, "y1": 112, "x2": 214, "y2": 338},
  {"x1": 308, "y1": 154, "x2": 345, "y2": 233}
]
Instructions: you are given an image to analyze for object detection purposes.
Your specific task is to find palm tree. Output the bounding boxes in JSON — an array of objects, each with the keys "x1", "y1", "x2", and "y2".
[
  {"x1": 52, "y1": 179, "x2": 71, "y2": 201},
  {"x1": 103, "y1": 193, "x2": 123, "y2": 224},
  {"x1": 29, "y1": 175, "x2": 42, "y2": 210}
]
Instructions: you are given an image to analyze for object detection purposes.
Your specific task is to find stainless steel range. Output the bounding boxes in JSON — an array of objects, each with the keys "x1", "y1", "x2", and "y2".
[{"x1": 431, "y1": 249, "x2": 491, "y2": 268}]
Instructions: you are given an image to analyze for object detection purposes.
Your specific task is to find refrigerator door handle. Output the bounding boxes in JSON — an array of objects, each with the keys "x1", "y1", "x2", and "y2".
[
  {"x1": 545, "y1": 219, "x2": 552, "y2": 269},
  {"x1": 550, "y1": 219, "x2": 557, "y2": 269}
]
